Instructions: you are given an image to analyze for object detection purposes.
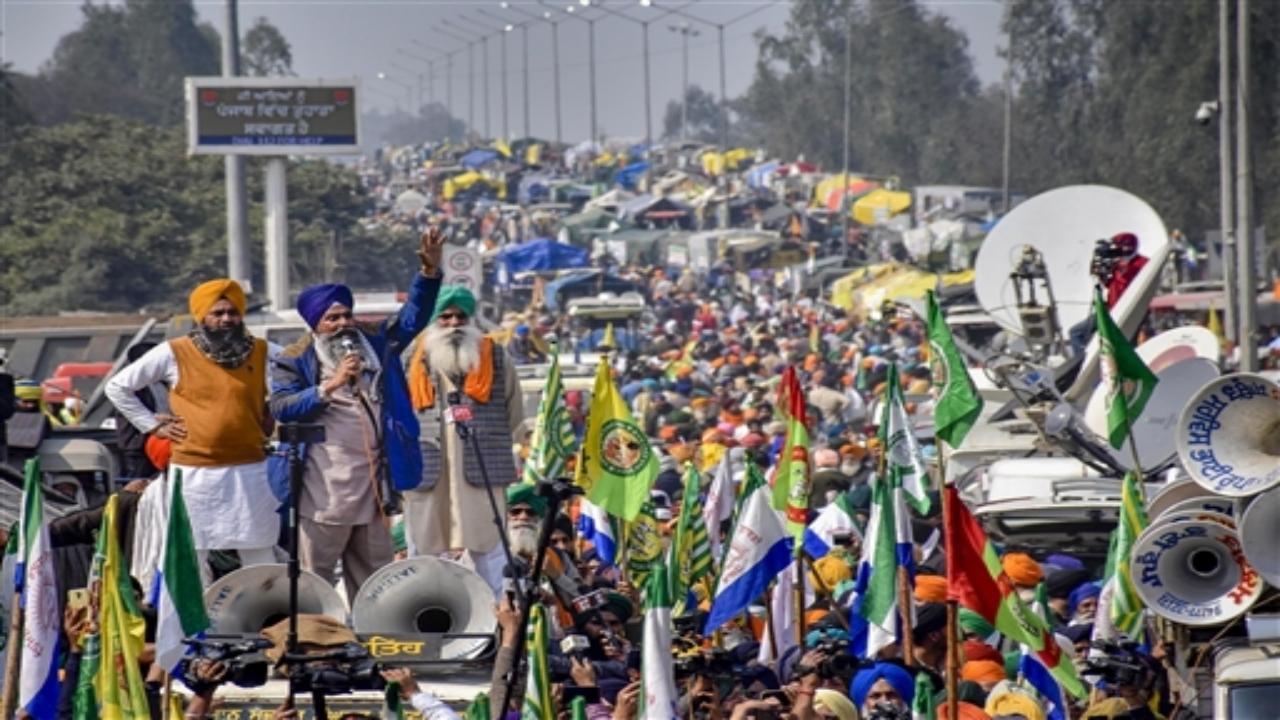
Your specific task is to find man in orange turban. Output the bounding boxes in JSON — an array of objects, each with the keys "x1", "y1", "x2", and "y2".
[
  {"x1": 107, "y1": 276, "x2": 278, "y2": 574},
  {"x1": 914, "y1": 573, "x2": 947, "y2": 603},
  {"x1": 1002, "y1": 552, "x2": 1044, "y2": 600}
]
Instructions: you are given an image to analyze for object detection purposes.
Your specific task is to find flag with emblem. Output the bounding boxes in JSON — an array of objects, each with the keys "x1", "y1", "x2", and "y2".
[
  {"x1": 583, "y1": 358, "x2": 658, "y2": 521},
  {"x1": 521, "y1": 604, "x2": 554, "y2": 720},
  {"x1": 523, "y1": 351, "x2": 575, "y2": 485},
  {"x1": 1093, "y1": 291, "x2": 1158, "y2": 449},
  {"x1": 624, "y1": 501, "x2": 664, "y2": 590},
  {"x1": 1106, "y1": 472, "x2": 1149, "y2": 638},
  {"x1": 669, "y1": 463, "x2": 713, "y2": 613},
  {"x1": 878, "y1": 363, "x2": 931, "y2": 515},
  {"x1": 771, "y1": 366, "x2": 811, "y2": 545},
  {"x1": 95, "y1": 495, "x2": 151, "y2": 719},
  {"x1": 925, "y1": 290, "x2": 983, "y2": 448},
  {"x1": 71, "y1": 511, "x2": 107, "y2": 720}
]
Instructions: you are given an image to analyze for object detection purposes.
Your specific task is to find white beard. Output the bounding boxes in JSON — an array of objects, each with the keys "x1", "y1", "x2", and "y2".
[
  {"x1": 509, "y1": 522, "x2": 540, "y2": 560},
  {"x1": 424, "y1": 323, "x2": 483, "y2": 382}
]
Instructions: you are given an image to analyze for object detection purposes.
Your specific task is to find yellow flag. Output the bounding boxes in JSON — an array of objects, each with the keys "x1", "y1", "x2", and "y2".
[
  {"x1": 601, "y1": 322, "x2": 617, "y2": 351},
  {"x1": 1207, "y1": 300, "x2": 1226, "y2": 348},
  {"x1": 583, "y1": 359, "x2": 657, "y2": 520},
  {"x1": 96, "y1": 495, "x2": 150, "y2": 719}
]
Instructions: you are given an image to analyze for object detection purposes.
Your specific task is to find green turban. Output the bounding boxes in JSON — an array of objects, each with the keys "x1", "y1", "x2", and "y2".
[
  {"x1": 506, "y1": 483, "x2": 548, "y2": 517},
  {"x1": 957, "y1": 607, "x2": 996, "y2": 640},
  {"x1": 429, "y1": 285, "x2": 477, "y2": 324}
]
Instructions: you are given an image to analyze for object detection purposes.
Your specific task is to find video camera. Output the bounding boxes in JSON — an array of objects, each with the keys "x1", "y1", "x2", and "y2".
[
  {"x1": 1082, "y1": 639, "x2": 1155, "y2": 688},
  {"x1": 180, "y1": 637, "x2": 273, "y2": 689},
  {"x1": 865, "y1": 702, "x2": 911, "y2": 720},
  {"x1": 281, "y1": 642, "x2": 385, "y2": 695},
  {"x1": 1090, "y1": 237, "x2": 1128, "y2": 282},
  {"x1": 793, "y1": 638, "x2": 857, "y2": 680},
  {"x1": 673, "y1": 647, "x2": 735, "y2": 681}
]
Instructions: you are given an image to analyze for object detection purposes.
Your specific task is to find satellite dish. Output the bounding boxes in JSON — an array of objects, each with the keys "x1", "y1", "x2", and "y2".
[
  {"x1": 1082, "y1": 357, "x2": 1219, "y2": 472},
  {"x1": 1134, "y1": 325, "x2": 1221, "y2": 373}
]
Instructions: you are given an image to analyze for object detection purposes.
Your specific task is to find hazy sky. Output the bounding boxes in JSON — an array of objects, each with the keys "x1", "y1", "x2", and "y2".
[{"x1": 2, "y1": 0, "x2": 1006, "y2": 142}]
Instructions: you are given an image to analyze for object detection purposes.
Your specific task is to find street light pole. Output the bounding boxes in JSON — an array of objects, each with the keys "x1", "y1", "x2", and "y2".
[
  {"x1": 1218, "y1": 0, "x2": 1237, "y2": 343},
  {"x1": 668, "y1": 22, "x2": 699, "y2": 141},
  {"x1": 562, "y1": 5, "x2": 599, "y2": 144},
  {"x1": 664, "y1": 5, "x2": 770, "y2": 147},
  {"x1": 222, "y1": 0, "x2": 250, "y2": 287},
  {"x1": 522, "y1": 25, "x2": 530, "y2": 137},
  {"x1": 1235, "y1": 0, "x2": 1256, "y2": 371}
]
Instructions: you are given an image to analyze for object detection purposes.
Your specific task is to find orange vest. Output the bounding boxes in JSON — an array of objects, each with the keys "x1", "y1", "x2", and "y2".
[{"x1": 169, "y1": 336, "x2": 268, "y2": 467}]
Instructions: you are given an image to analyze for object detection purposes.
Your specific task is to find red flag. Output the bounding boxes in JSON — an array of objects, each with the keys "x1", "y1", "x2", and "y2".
[{"x1": 943, "y1": 486, "x2": 1085, "y2": 698}]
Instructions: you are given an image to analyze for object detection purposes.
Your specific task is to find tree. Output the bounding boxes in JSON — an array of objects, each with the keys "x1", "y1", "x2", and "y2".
[
  {"x1": 0, "y1": 63, "x2": 34, "y2": 138},
  {"x1": 661, "y1": 85, "x2": 725, "y2": 143},
  {"x1": 242, "y1": 17, "x2": 294, "y2": 77},
  {"x1": 25, "y1": 0, "x2": 219, "y2": 126}
]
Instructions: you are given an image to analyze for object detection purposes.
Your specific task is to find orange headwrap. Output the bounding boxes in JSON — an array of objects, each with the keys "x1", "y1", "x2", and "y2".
[
  {"x1": 963, "y1": 639, "x2": 1004, "y2": 665},
  {"x1": 1001, "y1": 552, "x2": 1044, "y2": 587},
  {"x1": 658, "y1": 425, "x2": 679, "y2": 442},
  {"x1": 407, "y1": 335, "x2": 495, "y2": 410},
  {"x1": 937, "y1": 701, "x2": 992, "y2": 720},
  {"x1": 189, "y1": 278, "x2": 246, "y2": 319},
  {"x1": 914, "y1": 574, "x2": 947, "y2": 603},
  {"x1": 961, "y1": 660, "x2": 1007, "y2": 685}
]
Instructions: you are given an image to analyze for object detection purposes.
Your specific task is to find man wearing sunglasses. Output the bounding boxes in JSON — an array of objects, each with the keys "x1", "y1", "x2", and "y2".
[{"x1": 402, "y1": 284, "x2": 524, "y2": 593}]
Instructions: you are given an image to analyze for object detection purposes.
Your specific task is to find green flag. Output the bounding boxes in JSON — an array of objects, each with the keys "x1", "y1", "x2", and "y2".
[
  {"x1": 1108, "y1": 472, "x2": 1149, "y2": 637},
  {"x1": 624, "y1": 501, "x2": 664, "y2": 590},
  {"x1": 523, "y1": 351, "x2": 576, "y2": 485},
  {"x1": 912, "y1": 671, "x2": 937, "y2": 720},
  {"x1": 1093, "y1": 291, "x2": 1158, "y2": 449},
  {"x1": 463, "y1": 692, "x2": 491, "y2": 720},
  {"x1": 925, "y1": 290, "x2": 983, "y2": 448},
  {"x1": 71, "y1": 515, "x2": 107, "y2": 720},
  {"x1": 668, "y1": 462, "x2": 713, "y2": 613},
  {"x1": 521, "y1": 605, "x2": 554, "y2": 720}
]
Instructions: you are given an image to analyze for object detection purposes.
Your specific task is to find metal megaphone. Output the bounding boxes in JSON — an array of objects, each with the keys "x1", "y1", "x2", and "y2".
[
  {"x1": 204, "y1": 564, "x2": 348, "y2": 634},
  {"x1": 1175, "y1": 373, "x2": 1280, "y2": 497},
  {"x1": 1130, "y1": 510, "x2": 1262, "y2": 626},
  {"x1": 350, "y1": 556, "x2": 496, "y2": 662},
  {"x1": 1238, "y1": 486, "x2": 1280, "y2": 589}
]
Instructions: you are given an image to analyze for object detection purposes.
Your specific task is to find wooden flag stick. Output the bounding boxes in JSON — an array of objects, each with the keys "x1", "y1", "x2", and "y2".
[
  {"x1": 161, "y1": 672, "x2": 174, "y2": 720},
  {"x1": 946, "y1": 600, "x2": 960, "y2": 720},
  {"x1": 1, "y1": 592, "x2": 23, "y2": 719},
  {"x1": 897, "y1": 565, "x2": 915, "y2": 665},
  {"x1": 794, "y1": 557, "x2": 807, "y2": 647}
]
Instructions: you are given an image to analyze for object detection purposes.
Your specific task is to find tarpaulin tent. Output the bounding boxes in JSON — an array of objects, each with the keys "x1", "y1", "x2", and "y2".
[
  {"x1": 544, "y1": 270, "x2": 645, "y2": 313},
  {"x1": 498, "y1": 238, "x2": 590, "y2": 275},
  {"x1": 812, "y1": 174, "x2": 879, "y2": 211},
  {"x1": 560, "y1": 208, "x2": 616, "y2": 246},
  {"x1": 517, "y1": 173, "x2": 554, "y2": 205},
  {"x1": 746, "y1": 162, "x2": 780, "y2": 189},
  {"x1": 614, "y1": 161, "x2": 651, "y2": 191},
  {"x1": 460, "y1": 148, "x2": 502, "y2": 169},
  {"x1": 443, "y1": 171, "x2": 506, "y2": 200},
  {"x1": 830, "y1": 263, "x2": 974, "y2": 316},
  {"x1": 853, "y1": 188, "x2": 912, "y2": 225}
]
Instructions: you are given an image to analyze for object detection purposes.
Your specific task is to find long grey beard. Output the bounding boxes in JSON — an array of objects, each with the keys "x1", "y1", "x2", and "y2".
[
  {"x1": 316, "y1": 330, "x2": 372, "y2": 372},
  {"x1": 423, "y1": 323, "x2": 483, "y2": 382},
  {"x1": 509, "y1": 523, "x2": 540, "y2": 559}
]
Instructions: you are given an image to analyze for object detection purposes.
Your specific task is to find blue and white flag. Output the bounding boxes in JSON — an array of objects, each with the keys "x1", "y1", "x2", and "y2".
[
  {"x1": 802, "y1": 494, "x2": 860, "y2": 559},
  {"x1": 1020, "y1": 646, "x2": 1070, "y2": 720},
  {"x1": 577, "y1": 498, "x2": 617, "y2": 567},
  {"x1": 18, "y1": 458, "x2": 61, "y2": 720},
  {"x1": 704, "y1": 474, "x2": 792, "y2": 634},
  {"x1": 702, "y1": 449, "x2": 737, "y2": 562}
]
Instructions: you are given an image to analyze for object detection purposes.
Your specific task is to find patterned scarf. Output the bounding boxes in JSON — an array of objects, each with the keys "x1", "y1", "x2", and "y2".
[{"x1": 188, "y1": 324, "x2": 256, "y2": 368}]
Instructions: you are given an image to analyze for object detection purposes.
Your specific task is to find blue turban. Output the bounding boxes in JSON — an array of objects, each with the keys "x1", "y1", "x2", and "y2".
[
  {"x1": 1045, "y1": 553, "x2": 1085, "y2": 572},
  {"x1": 296, "y1": 284, "x2": 354, "y2": 329},
  {"x1": 1068, "y1": 581, "x2": 1102, "y2": 617},
  {"x1": 850, "y1": 662, "x2": 915, "y2": 708}
]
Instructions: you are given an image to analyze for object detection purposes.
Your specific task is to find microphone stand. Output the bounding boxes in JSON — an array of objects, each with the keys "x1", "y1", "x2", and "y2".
[
  {"x1": 279, "y1": 423, "x2": 327, "y2": 717},
  {"x1": 446, "y1": 389, "x2": 519, "y2": 592}
]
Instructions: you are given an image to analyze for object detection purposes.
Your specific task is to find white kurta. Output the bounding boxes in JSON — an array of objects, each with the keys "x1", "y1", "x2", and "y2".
[{"x1": 106, "y1": 341, "x2": 282, "y2": 550}]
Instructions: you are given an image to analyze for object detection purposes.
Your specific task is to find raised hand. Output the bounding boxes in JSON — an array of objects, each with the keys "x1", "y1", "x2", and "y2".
[{"x1": 418, "y1": 227, "x2": 446, "y2": 277}]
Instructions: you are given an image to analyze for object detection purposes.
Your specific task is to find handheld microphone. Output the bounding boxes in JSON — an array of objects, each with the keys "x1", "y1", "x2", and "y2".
[{"x1": 337, "y1": 332, "x2": 360, "y2": 386}]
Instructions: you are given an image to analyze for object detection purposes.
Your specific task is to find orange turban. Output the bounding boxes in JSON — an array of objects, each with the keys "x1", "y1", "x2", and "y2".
[
  {"x1": 963, "y1": 639, "x2": 1003, "y2": 665},
  {"x1": 189, "y1": 278, "x2": 246, "y2": 319},
  {"x1": 961, "y1": 660, "x2": 1007, "y2": 685},
  {"x1": 690, "y1": 397, "x2": 712, "y2": 409},
  {"x1": 914, "y1": 574, "x2": 947, "y2": 603},
  {"x1": 145, "y1": 435, "x2": 172, "y2": 471},
  {"x1": 1001, "y1": 552, "x2": 1043, "y2": 587},
  {"x1": 804, "y1": 354, "x2": 820, "y2": 372},
  {"x1": 658, "y1": 426, "x2": 679, "y2": 441}
]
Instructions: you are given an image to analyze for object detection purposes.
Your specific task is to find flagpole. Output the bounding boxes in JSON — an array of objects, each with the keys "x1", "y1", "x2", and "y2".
[
  {"x1": 764, "y1": 585, "x2": 780, "y2": 660},
  {"x1": 794, "y1": 558, "x2": 807, "y2": 647},
  {"x1": 896, "y1": 565, "x2": 915, "y2": 664},
  {"x1": 942, "y1": 467, "x2": 959, "y2": 720},
  {"x1": 161, "y1": 673, "x2": 174, "y2": 720},
  {"x1": 1, "y1": 592, "x2": 21, "y2": 718}
]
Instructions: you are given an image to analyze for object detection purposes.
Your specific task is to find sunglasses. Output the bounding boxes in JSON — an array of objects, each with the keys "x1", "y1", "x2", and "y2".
[
  {"x1": 437, "y1": 311, "x2": 468, "y2": 321},
  {"x1": 508, "y1": 506, "x2": 538, "y2": 518}
]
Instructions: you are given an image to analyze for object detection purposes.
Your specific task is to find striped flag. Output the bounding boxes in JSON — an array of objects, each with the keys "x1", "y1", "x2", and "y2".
[
  {"x1": 924, "y1": 290, "x2": 984, "y2": 448},
  {"x1": 523, "y1": 351, "x2": 575, "y2": 485},
  {"x1": 702, "y1": 449, "x2": 736, "y2": 562},
  {"x1": 1106, "y1": 472, "x2": 1149, "y2": 638},
  {"x1": 18, "y1": 458, "x2": 62, "y2": 720},
  {"x1": 72, "y1": 511, "x2": 107, "y2": 720},
  {"x1": 0, "y1": 530, "x2": 16, "y2": 680},
  {"x1": 669, "y1": 463, "x2": 712, "y2": 611},
  {"x1": 802, "y1": 493, "x2": 860, "y2": 559},
  {"x1": 521, "y1": 604, "x2": 554, "y2": 720},
  {"x1": 1019, "y1": 583, "x2": 1071, "y2": 720},
  {"x1": 639, "y1": 563, "x2": 679, "y2": 719},
  {"x1": 577, "y1": 498, "x2": 618, "y2": 567},
  {"x1": 151, "y1": 469, "x2": 211, "y2": 672},
  {"x1": 771, "y1": 366, "x2": 811, "y2": 543},
  {"x1": 850, "y1": 471, "x2": 911, "y2": 658},
  {"x1": 944, "y1": 486, "x2": 1085, "y2": 699},
  {"x1": 96, "y1": 495, "x2": 151, "y2": 720},
  {"x1": 704, "y1": 466, "x2": 793, "y2": 634},
  {"x1": 879, "y1": 364, "x2": 931, "y2": 515}
]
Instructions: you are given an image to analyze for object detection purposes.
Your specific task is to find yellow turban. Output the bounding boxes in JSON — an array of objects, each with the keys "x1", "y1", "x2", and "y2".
[
  {"x1": 809, "y1": 555, "x2": 852, "y2": 593},
  {"x1": 1001, "y1": 552, "x2": 1043, "y2": 587},
  {"x1": 189, "y1": 278, "x2": 246, "y2": 319}
]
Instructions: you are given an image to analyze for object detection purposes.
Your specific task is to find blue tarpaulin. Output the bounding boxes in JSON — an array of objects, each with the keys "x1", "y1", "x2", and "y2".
[
  {"x1": 614, "y1": 161, "x2": 650, "y2": 191},
  {"x1": 544, "y1": 270, "x2": 645, "y2": 313},
  {"x1": 498, "y1": 238, "x2": 590, "y2": 276},
  {"x1": 460, "y1": 148, "x2": 501, "y2": 169}
]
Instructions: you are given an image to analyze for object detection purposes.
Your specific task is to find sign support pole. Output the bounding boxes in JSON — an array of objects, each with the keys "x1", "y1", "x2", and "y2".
[
  {"x1": 223, "y1": 0, "x2": 251, "y2": 287},
  {"x1": 265, "y1": 157, "x2": 289, "y2": 312}
]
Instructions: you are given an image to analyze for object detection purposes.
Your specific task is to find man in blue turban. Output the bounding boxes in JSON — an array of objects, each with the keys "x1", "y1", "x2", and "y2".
[
  {"x1": 850, "y1": 662, "x2": 914, "y2": 716},
  {"x1": 268, "y1": 230, "x2": 444, "y2": 599}
]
